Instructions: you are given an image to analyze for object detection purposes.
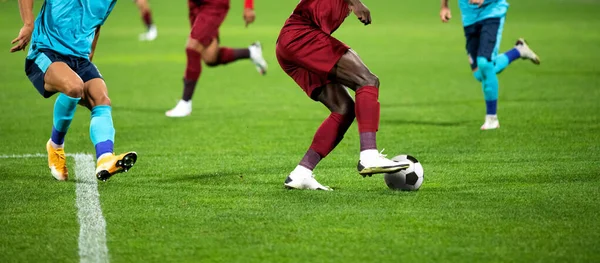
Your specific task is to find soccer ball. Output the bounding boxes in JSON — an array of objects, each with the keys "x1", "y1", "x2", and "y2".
[{"x1": 384, "y1": 155, "x2": 424, "y2": 191}]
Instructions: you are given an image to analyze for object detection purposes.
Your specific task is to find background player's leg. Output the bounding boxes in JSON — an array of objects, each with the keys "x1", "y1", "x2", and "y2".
[
  {"x1": 183, "y1": 38, "x2": 203, "y2": 102},
  {"x1": 43, "y1": 62, "x2": 84, "y2": 181},
  {"x1": 83, "y1": 78, "x2": 137, "y2": 181},
  {"x1": 489, "y1": 39, "x2": 540, "y2": 76},
  {"x1": 136, "y1": 0, "x2": 157, "y2": 41},
  {"x1": 476, "y1": 18, "x2": 503, "y2": 130},
  {"x1": 202, "y1": 38, "x2": 267, "y2": 75},
  {"x1": 330, "y1": 50, "x2": 408, "y2": 175},
  {"x1": 166, "y1": 37, "x2": 203, "y2": 117},
  {"x1": 285, "y1": 84, "x2": 354, "y2": 190}
]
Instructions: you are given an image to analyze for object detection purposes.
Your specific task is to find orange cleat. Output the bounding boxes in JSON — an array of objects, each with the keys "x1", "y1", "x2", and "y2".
[
  {"x1": 95, "y1": 152, "x2": 138, "y2": 181},
  {"x1": 46, "y1": 139, "x2": 68, "y2": 181}
]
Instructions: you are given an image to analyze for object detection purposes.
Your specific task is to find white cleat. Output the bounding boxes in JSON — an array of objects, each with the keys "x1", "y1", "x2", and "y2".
[
  {"x1": 249, "y1": 42, "x2": 267, "y2": 75},
  {"x1": 284, "y1": 172, "x2": 331, "y2": 191},
  {"x1": 515, "y1": 38, "x2": 540, "y2": 65},
  {"x1": 357, "y1": 149, "x2": 410, "y2": 177},
  {"x1": 165, "y1": 100, "x2": 192, "y2": 117},
  {"x1": 480, "y1": 115, "x2": 500, "y2": 130},
  {"x1": 139, "y1": 25, "x2": 158, "y2": 41}
]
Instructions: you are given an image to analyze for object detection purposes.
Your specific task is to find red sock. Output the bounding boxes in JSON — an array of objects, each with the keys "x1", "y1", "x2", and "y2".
[
  {"x1": 356, "y1": 86, "x2": 379, "y2": 150},
  {"x1": 355, "y1": 86, "x2": 380, "y2": 132},
  {"x1": 183, "y1": 48, "x2": 202, "y2": 101},
  {"x1": 301, "y1": 112, "x2": 354, "y2": 170},
  {"x1": 142, "y1": 10, "x2": 153, "y2": 28},
  {"x1": 216, "y1": 47, "x2": 250, "y2": 65},
  {"x1": 310, "y1": 112, "x2": 348, "y2": 157}
]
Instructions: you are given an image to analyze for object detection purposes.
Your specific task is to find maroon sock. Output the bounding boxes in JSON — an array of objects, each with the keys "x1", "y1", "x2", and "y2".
[
  {"x1": 182, "y1": 48, "x2": 202, "y2": 101},
  {"x1": 142, "y1": 10, "x2": 153, "y2": 28},
  {"x1": 216, "y1": 47, "x2": 250, "y2": 65},
  {"x1": 355, "y1": 86, "x2": 380, "y2": 151},
  {"x1": 299, "y1": 112, "x2": 353, "y2": 170},
  {"x1": 359, "y1": 132, "x2": 377, "y2": 151},
  {"x1": 299, "y1": 149, "x2": 321, "y2": 171}
]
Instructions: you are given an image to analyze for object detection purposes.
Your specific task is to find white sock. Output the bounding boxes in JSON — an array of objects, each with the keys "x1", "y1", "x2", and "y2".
[
  {"x1": 360, "y1": 149, "x2": 379, "y2": 162},
  {"x1": 49, "y1": 140, "x2": 64, "y2": 149}
]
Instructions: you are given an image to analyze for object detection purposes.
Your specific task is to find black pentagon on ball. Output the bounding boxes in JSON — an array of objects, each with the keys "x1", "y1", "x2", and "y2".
[
  {"x1": 406, "y1": 155, "x2": 419, "y2": 163},
  {"x1": 405, "y1": 172, "x2": 419, "y2": 185}
]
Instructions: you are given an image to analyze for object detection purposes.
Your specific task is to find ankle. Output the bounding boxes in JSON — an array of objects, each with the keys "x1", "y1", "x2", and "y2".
[{"x1": 49, "y1": 140, "x2": 64, "y2": 149}]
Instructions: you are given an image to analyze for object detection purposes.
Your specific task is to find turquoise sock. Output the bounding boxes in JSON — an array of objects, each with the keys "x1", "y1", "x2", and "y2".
[
  {"x1": 477, "y1": 56, "x2": 499, "y2": 115},
  {"x1": 51, "y1": 93, "x2": 80, "y2": 145},
  {"x1": 494, "y1": 54, "x2": 510, "y2": 74},
  {"x1": 90, "y1": 105, "x2": 115, "y2": 158},
  {"x1": 476, "y1": 56, "x2": 499, "y2": 101},
  {"x1": 473, "y1": 54, "x2": 512, "y2": 82}
]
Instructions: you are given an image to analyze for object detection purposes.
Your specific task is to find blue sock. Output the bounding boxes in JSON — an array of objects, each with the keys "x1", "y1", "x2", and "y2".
[
  {"x1": 505, "y1": 48, "x2": 521, "y2": 63},
  {"x1": 90, "y1": 105, "x2": 115, "y2": 159},
  {"x1": 51, "y1": 93, "x2": 80, "y2": 145},
  {"x1": 485, "y1": 100, "x2": 498, "y2": 115},
  {"x1": 477, "y1": 56, "x2": 499, "y2": 115},
  {"x1": 494, "y1": 48, "x2": 520, "y2": 74}
]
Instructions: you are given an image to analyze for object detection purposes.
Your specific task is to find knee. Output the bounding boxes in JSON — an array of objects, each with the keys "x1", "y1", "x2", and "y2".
[
  {"x1": 356, "y1": 72, "x2": 379, "y2": 89},
  {"x1": 63, "y1": 79, "x2": 84, "y2": 98},
  {"x1": 476, "y1": 57, "x2": 493, "y2": 71},
  {"x1": 473, "y1": 70, "x2": 483, "y2": 82},
  {"x1": 204, "y1": 58, "x2": 218, "y2": 67},
  {"x1": 203, "y1": 50, "x2": 219, "y2": 67}
]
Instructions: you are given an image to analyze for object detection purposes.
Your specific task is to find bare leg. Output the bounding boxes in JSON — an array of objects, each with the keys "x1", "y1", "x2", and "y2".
[
  {"x1": 135, "y1": 0, "x2": 156, "y2": 41},
  {"x1": 44, "y1": 62, "x2": 85, "y2": 180},
  {"x1": 330, "y1": 50, "x2": 408, "y2": 176},
  {"x1": 297, "y1": 83, "x2": 356, "y2": 171},
  {"x1": 45, "y1": 62, "x2": 85, "y2": 148},
  {"x1": 330, "y1": 50, "x2": 379, "y2": 151},
  {"x1": 285, "y1": 83, "x2": 355, "y2": 190}
]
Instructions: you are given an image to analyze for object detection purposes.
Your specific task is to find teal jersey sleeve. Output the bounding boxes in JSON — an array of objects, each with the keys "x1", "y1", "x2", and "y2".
[
  {"x1": 27, "y1": 0, "x2": 117, "y2": 60},
  {"x1": 458, "y1": 0, "x2": 509, "y2": 26}
]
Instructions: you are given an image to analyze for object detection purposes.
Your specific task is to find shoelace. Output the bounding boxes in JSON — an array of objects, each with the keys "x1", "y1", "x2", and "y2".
[{"x1": 378, "y1": 148, "x2": 388, "y2": 159}]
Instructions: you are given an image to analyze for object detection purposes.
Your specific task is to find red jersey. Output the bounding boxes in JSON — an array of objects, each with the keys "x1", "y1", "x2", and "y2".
[{"x1": 284, "y1": 0, "x2": 350, "y2": 35}]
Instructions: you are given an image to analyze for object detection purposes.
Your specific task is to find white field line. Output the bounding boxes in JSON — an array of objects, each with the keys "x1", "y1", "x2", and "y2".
[
  {"x1": 0, "y1": 153, "x2": 47, "y2": 159},
  {"x1": 74, "y1": 153, "x2": 109, "y2": 263},
  {"x1": 0, "y1": 153, "x2": 80, "y2": 159},
  {"x1": 1, "y1": 153, "x2": 109, "y2": 263}
]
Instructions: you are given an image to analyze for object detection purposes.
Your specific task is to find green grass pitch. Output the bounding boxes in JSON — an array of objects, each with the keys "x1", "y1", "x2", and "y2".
[{"x1": 1, "y1": 0, "x2": 599, "y2": 262}]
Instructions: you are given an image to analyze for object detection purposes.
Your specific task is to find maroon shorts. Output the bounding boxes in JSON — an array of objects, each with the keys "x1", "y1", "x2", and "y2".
[
  {"x1": 276, "y1": 26, "x2": 349, "y2": 100},
  {"x1": 188, "y1": 0, "x2": 230, "y2": 47}
]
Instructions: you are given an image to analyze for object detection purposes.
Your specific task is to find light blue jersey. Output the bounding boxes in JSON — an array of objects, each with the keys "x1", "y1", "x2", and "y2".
[
  {"x1": 459, "y1": 0, "x2": 509, "y2": 26},
  {"x1": 27, "y1": 0, "x2": 117, "y2": 60}
]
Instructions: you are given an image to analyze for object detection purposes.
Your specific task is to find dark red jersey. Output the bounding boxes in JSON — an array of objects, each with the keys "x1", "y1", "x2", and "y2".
[{"x1": 284, "y1": 0, "x2": 350, "y2": 35}]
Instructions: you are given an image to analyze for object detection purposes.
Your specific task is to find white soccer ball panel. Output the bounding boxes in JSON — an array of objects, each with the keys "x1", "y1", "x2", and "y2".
[{"x1": 384, "y1": 154, "x2": 423, "y2": 191}]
